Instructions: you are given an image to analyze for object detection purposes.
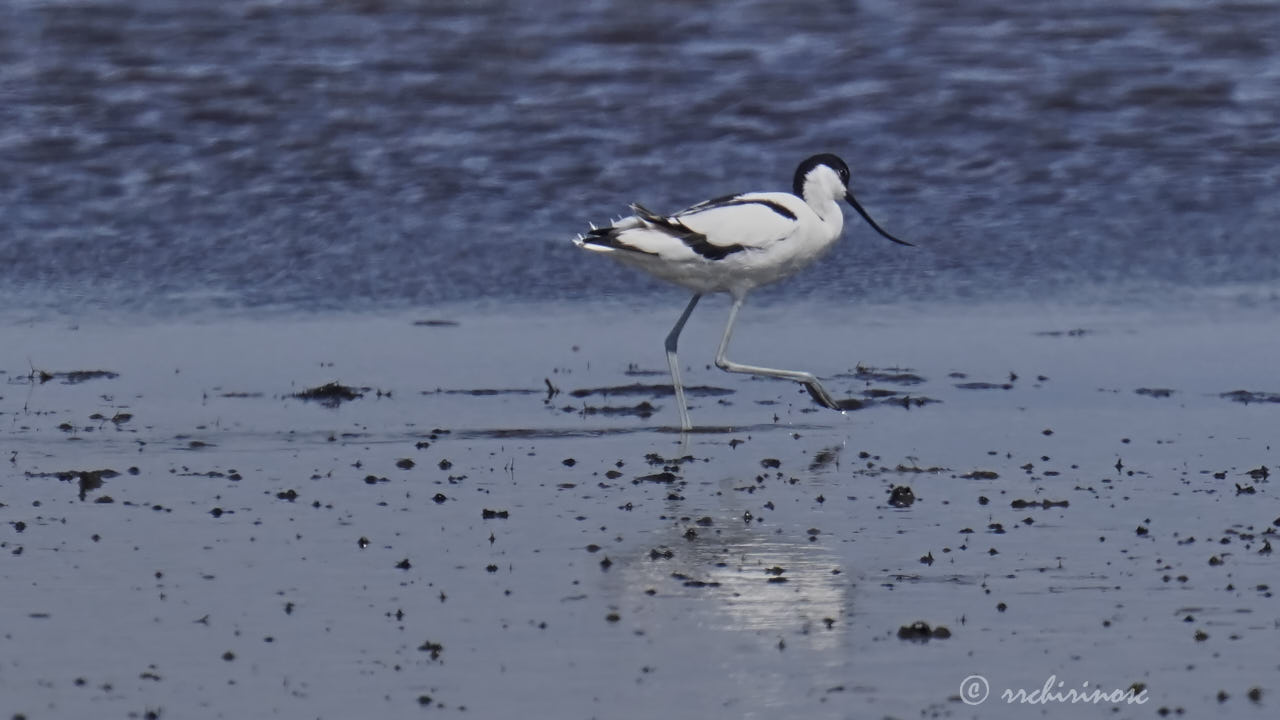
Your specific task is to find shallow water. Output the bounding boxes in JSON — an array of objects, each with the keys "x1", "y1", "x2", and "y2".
[
  {"x1": 1, "y1": 0, "x2": 1279, "y2": 318},
  {"x1": 2, "y1": 304, "x2": 1278, "y2": 718}
]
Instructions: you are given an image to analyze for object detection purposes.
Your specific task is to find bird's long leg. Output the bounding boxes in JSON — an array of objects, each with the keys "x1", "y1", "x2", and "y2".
[
  {"x1": 714, "y1": 294, "x2": 858, "y2": 411},
  {"x1": 665, "y1": 293, "x2": 702, "y2": 432}
]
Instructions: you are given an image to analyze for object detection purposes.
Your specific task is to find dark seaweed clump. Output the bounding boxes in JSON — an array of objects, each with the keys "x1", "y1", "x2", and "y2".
[{"x1": 293, "y1": 382, "x2": 364, "y2": 407}]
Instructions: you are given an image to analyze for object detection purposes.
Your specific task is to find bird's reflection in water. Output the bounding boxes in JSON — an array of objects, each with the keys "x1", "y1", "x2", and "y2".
[{"x1": 610, "y1": 513, "x2": 852, "y2": 653}]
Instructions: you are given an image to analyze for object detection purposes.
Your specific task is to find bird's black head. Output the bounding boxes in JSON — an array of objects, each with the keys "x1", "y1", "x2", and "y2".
[
  {"x1": 794, "y1": 152, "x2": 913, "y2": 247},
  {"x1": 793, "y1": 153, "x2": 850, "y2": 197}
]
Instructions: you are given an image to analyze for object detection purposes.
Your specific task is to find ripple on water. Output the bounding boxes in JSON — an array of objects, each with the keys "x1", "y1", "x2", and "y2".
[{"x1": 1, "y1": 0, "x2": 1278, "y2": 318}]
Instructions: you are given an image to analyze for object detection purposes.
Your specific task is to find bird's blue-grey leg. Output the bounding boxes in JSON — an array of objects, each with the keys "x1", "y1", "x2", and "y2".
[
  {"x1": 714, "y1": 294, "x2": 857, "y2": 411},
  {"x1": 665, "y1": 293, "x2": 702, "y2": 431}
]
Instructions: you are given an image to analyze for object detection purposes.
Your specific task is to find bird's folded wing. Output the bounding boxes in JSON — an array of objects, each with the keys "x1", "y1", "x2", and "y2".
[
  {"x1": 579, "y1": 192, "x2": 803, "y2": 261},
  {"x1": 673, "y1": 192, "x2": 801, "y2": 251}
]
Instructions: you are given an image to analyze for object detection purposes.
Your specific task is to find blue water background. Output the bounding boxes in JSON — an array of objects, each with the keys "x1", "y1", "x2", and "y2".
[{"x1": 1, "y1": 0, "x2": 1278, "y2": 317}]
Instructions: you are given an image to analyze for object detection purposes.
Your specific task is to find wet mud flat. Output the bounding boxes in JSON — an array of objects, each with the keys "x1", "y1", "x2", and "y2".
[{"x1": 1, "y1": 302, "x2": 1277, "y2": 719}]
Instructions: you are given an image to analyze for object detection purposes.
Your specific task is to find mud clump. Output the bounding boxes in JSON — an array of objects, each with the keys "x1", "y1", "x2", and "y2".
[
  {"x1": 849, "y1": 365, "x2": 926, "y2": 385},
  {"x1": 1010, "y1": 498, "x2": 1069, "y2": 509},
  {"x1": 293, "y1": 382, "x2": 364, "y2": 407},
  {"x1": 29, "y1": 368, "x2": 119, "y2": 384},
  {"x1": 955, "y1": 381, "x2": 1014, "y2": 391},
  {"x1": 26, "y1": 469, "x2": 120, "y2": 500},
  {"x1": 577, "y1": 401, "x2": 659, "y2": 418},
  {"x1": 1221, "y1": 390, "x2": 1280, "y2": 404},
  {"x1": 888, "y1": 485, "x2": 916, "y2": 507},
  {"x1": 570, "y1": 383, "x2": 733, "y2": 399},
  {"x1": 897, "y1": 621, "x2": 951, "y2": 641}
]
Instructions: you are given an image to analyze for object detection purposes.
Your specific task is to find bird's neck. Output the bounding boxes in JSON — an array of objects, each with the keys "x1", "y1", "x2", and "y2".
[{"x1": 807, "y1": 194, "x2": 845, "y2": 237}]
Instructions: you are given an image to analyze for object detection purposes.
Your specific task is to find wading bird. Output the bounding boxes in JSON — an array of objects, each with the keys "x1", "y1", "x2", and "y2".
[{"x1": 574, "y1": 154, "x2": 912, "y2": 431}]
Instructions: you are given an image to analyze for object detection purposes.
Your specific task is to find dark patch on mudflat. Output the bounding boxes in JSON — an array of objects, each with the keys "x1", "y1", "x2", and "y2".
[
  {"x1": 29, "y1": 369, "x2": 119, "y2": 384},
  {"x1": 867, "y1": 394, "x2": 941, "y2": 410},
  {"x1": 570, "y1": 383, "x2": 733, "y2": 398},
  {"x1": 808, "y1": 448, "x2": 841, "y2": 472},
  {"x1": 888, "y1": 485, "x2": 916, "y2": 507},
  {"x1": 1035, "y1": 328, "x2": 1091, "y2": 337},
  {"x1": 1010, "y1": 498, "x2": 1069, "y2": 509},
  {"x1": 634, "y1": 471, "x2": 679, "y2": 483},
  {"x1": 841, "y1": 365, "x2": 926, "y2": 385},
  {"x1": 579, "y1": 401, "x2": 659, "y2": 418},
  {"x1": 26, "y1": 468, "x2": 120, "y2": 500},
  {"x1": 955, "y1": 381, "x2": 1014, "y2": 390},
  {"x1": 1221, "y1": 390, "x2": 1280, "y2": 404},
  {"x1": 897, "y1": 621, "x2": 951, "y2": 641},
  {"x1": 293, "y1": 382, "x2": 364, "y2": 407},
  {"x1": 623, "y1": 365, "x2": 666, "y2": 377},
  {"x1": 1136, "y1": 387, "x2": 1175, "y2": 398},
  {"x1": 413, "y1": 319, "x2": 459, "y2": 327}
]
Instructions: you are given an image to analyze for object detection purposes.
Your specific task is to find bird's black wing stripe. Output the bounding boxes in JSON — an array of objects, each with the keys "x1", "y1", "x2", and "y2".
[
  {"x1": 685, "y1": 236, "x2": 745, "y2": 260},
  {"x1": 632, "y1": 203, "x2": 745, "y2": 260},
  {"x1": 725, "y1": 198, "x2": 797, "y2": 220},
  {"x1": 683, "y1": 195, "x2": 798, "y2": 221}
]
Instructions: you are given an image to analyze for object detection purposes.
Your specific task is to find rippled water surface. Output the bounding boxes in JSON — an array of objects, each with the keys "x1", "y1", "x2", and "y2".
[
  {"x1": 4, "y1": 6, "x2": 1280, "y2": 717},
  {"x1": 2, "y1": 0, "x2": 1278, "y2": 317}
]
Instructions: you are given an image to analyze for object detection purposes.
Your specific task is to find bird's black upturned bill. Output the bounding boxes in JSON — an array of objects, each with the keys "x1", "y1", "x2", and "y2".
[{"x1": 845, "y1": 191, "x2": 913, "y2": 246}]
